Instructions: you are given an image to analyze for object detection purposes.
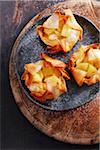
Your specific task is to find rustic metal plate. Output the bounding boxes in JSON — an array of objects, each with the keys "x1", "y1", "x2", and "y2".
[{"x1": 15, "y1": 14, "x2": 99, "y2": 111}]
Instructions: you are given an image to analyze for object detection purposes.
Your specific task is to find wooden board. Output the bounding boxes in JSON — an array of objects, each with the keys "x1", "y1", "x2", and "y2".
[{"x1": 9, "y1": 0, "x2": 100, "y2": 144}]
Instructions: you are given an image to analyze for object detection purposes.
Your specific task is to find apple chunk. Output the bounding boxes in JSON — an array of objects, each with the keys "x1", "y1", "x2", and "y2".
[
  {"x1": 44, "y1": 28, "x2": 55, "y2": 35},
  {"x1": 76, "y1": 63, "x2": 89, "y2": 71},
  {"x1": 86, "y1": 64, "x2": 97, "y2": 78}
]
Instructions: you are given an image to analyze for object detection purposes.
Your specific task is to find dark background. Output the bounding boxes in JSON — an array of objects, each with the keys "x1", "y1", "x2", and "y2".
[{"x1": 1, "y1": 1, "x2": 99, "y2": 149}]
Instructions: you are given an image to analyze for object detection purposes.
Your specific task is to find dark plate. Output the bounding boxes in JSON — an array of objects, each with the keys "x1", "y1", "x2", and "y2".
[{"x1": 15, "y1": 14, "x2": 99, "y2": 111}]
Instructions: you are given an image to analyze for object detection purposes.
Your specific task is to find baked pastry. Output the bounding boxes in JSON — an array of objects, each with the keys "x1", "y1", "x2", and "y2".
[
  {"x1": 69, "y1": 43, "x2": 100, "y2": 86},
  {"x1": 21, "y1": 54, "x2": 70, "y2": 102},
  {"x1": 37, "y1": 9, "x2": 83, "y2": 53}
]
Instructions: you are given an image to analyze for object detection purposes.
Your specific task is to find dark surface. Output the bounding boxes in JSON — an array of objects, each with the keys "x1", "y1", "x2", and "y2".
[
  {"x1": 1, "y1": 1, "x2": 99, "y2": 149},
  {"x1": 16, "y1": 14, "x2": 99, "y2": 111}
]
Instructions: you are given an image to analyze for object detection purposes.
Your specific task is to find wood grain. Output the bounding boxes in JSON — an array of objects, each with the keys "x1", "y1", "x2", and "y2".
[{"x1": 9, "y1": 0, "x2": 100, "y2": 144}]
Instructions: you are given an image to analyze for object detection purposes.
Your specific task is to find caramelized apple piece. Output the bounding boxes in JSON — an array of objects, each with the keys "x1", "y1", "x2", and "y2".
[
  {"x1": 76, "y1": 63, "x2": 89, "y2": 71},
  {"x1": 44, "y1": 28, "x2": 55, "y2": 35},
  {"x1": 31, "y1": 71, "x2": 43, "y2": 83},
  {"x1": 86, "y1": 64, "x2": 97, "y2": 78},
  {"x1": 42, "y1": 64, "x2": 61, "y2": 78}
]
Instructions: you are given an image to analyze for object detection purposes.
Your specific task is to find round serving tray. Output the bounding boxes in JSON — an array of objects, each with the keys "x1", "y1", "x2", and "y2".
[{"x1": 9, "y1": 0, "x2": 100, "y2": 144}]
